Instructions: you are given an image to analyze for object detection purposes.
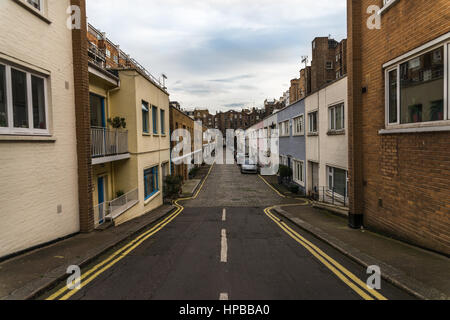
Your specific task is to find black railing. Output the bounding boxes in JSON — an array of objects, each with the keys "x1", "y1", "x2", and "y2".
[{"x1": 311, "y1": 186, "x2": 348, "y2": 208}]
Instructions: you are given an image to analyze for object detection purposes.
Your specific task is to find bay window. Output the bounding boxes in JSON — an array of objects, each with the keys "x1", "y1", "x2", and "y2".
[
  {"x1": 385, "y1": 40, "x2": 449, "y2": 127},
  {"x1": 0, "y1": 62, "x2": 48, "y2": 135}
]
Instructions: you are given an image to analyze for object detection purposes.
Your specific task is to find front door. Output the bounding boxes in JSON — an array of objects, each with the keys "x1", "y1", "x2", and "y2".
[{"x1": 97, "y1": 176, "x2": 106, "y2": 223}]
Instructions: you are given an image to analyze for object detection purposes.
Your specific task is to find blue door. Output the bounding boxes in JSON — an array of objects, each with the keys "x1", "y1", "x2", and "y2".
[{"x1": 97, "y1": 177, "x2": 105, "y2": 223}]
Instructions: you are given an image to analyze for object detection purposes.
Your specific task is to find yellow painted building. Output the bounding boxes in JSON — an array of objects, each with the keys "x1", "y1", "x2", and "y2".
[
  {"x1": 0, "y1": 0, "x2": 81, "y2": 258},
  {"x1": 88, "y1": 27, "x2": 170, "y2": 228}
]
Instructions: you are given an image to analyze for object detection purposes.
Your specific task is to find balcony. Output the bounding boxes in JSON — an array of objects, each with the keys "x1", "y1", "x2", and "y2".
[
  {"x1": 94, "y1": 188, "x2": 139, "y2": 228},
  {"x1": 91, "y1": 127, "x2": 130, "y2": 165}
]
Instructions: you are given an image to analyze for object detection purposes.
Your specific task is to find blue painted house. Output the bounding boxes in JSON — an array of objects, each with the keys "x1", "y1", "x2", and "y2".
[{"x1": 277, "y1": 99, "x2": 307, "y2": 194}]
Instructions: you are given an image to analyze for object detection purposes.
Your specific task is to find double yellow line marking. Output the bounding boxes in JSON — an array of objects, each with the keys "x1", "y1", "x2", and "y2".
[
  {"x1": 264, "y1": 204, "x2": 387, "y2": 300},
  {"x1": 46, "y1": 164, "x2": 215, "y2": 301},
  {"x1": 259, "y1": 175, "x2": 386, "y2": 300}
]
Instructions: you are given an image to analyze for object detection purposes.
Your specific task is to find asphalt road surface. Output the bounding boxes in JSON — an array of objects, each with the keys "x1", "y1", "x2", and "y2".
[{"x1": 42, "y1": 161, "x2": 413, "y2": 300}]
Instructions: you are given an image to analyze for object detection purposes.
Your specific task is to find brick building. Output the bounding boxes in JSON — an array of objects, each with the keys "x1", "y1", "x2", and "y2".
[
  {"x1": 347, "y1": 0, "x2": 450, "y2": 254},
  {"x1": 311, "y1": 37, "x2": 347, "y2": 92},
  {"x1": 289, "y1": 78, "x2": 301, "y2": 104},
  {"x1": 264, "y1": 99, "x2": 285, "y2": 117}
]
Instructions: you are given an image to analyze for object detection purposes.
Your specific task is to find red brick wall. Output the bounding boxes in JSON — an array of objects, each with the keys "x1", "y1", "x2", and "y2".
[
  {"x1": 348, "y1": 0, "x2": 450, "y2": 254},
  {"x1": 71, "y1": 0, "x2": 94, "y2": 232}
]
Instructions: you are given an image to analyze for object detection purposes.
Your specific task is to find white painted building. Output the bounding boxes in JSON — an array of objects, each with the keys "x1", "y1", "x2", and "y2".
[{"x1": 305, "y1": 77, "x2": 348, "y2": 204}]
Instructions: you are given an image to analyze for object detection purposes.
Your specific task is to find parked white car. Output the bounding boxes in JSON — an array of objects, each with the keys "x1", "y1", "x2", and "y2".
[{"x1": 241, "y1": 158, "x2": 258, "y2": 174}]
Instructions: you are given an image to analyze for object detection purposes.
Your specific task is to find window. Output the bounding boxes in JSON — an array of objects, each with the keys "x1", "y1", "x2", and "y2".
[
  {"x1": 160, "y1": 109, "x2": 165, "y2": 135},
  {"x1": 105, "y1": 49, "x2": 111, "y2": 58},
  {"x1": 329, "y1": 103, "x2": 345, "y2": 131},
  {"x1": 327, "y1": 167, "x2": 348, "y2": 197},
  {"x1": 293, "y1": 115, "x2": 304, "y2": 135},
  {"x1": 152, "y1": 106, "x2": 158, "y2": 134},
  {"x1": 27, "y1": 0, "x2": 41, "y2": 11},
  {"x1": 0, "y1": 62, "x2": 48, "y2": 135},
  {"x1": 0, "y1": 65, "x2": 7, "y2": 128},
  {"x1": 308, "y1": 111, "x2": 318, "y2": 133},
  {"x1": 32, "y1": 76, "x2": 46, "y2": 129},
  {"x1": 293, "y1": 159, "x2": 304, "y2": 185},
  {"x1": 280, "y1": 120, "x2": 290, "y2": 136},
  {"x1": 144, "y1": 166, "x2": 159, "y2": 200},
  {"x1": 386, "y1": 43, "x2": 448, "y2": 126},
  {"x1": 142, "y1": 101, "x2": 149, "y2": 133},
  {"x1": 326, "y1": 61, "x2": 333, "y2": 70}
]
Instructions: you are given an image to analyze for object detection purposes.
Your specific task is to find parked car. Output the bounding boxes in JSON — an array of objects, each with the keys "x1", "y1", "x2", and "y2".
[
  {"x1": 236, "y1": 153, "x2": 245, "y2": 166},
  {"x1": 241, "y1": 158, "x2": 258, "y2": 174}
]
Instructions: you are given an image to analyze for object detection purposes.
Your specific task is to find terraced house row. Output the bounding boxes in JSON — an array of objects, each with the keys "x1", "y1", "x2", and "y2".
[
  {"x1": 0, "y1": 0, "x2": 197, "y2": 259},
  {"x1": 249, "y1": 0, "x2": 450, "y2": 255}
]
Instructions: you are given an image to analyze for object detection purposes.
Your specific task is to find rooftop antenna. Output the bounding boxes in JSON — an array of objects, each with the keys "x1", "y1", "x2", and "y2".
[{"x1": 301, "y1": 56, "x2": 309, "y2": 68}]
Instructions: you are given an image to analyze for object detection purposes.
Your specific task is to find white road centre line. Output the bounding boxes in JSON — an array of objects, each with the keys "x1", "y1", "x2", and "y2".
[
  {"x1": 222, "y1": 208, "x2": 226, "y2": 221},
  {"x1": 219, "y1": 293, "x2": 229, "y2": 300},
  {"x1": 221, "y1": 229, "x2": 228, "y2": 263}
]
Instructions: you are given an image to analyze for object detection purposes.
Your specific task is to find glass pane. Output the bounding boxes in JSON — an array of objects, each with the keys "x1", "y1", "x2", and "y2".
[
  {"x1": 90, "y1": 94, "x2": 104, "y2": 127},
  {"x1": 152, "y1": 107, "x2": 157, "y2": 133},
  {"x1": 336, "y1": 105, "x2": 343, "y2": 130},
  {"x1": 388, "y1": 69, "x2": 398, "y2": 123},
  {"x1": 333, "y1": 168, "x2": 347, "y2": 197},
  {"x1": 12, "y1": 69, "x2": 28, "y2": 128},
  {"x1": 400, "y1": 47, "x2": 444, "y2": 124},
  {"x1": 144, "y1": 169, "x2": 154, "y2": 198},
  {"x1": 142, "y1": 109, "x2": 148, "y2": 133},
  {"x1": 330, "y1": 108, "x2": 335, "y2": 130},
  {"x1": 32, "y1": 76, "x2": 46, "y2": 129},
  {"x1": 0, "y1": 65, "x2": 7, "y2": 127}
]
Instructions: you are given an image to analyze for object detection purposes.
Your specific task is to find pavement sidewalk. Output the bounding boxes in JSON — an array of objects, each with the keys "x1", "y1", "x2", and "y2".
[
  {"x1": 273, "y1": 205, "x2": 450, "y2": 300},
  {"x1": 0, "y1": 204, "x2": 175, "y2": 300}
]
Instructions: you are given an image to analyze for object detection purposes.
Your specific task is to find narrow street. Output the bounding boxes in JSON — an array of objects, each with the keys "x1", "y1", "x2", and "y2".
[{"x1": 42, "y1": 161, "x2": 413, "y2": 300}]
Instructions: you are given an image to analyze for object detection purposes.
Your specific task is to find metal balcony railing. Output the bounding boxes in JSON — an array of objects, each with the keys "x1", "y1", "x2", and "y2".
[
  {"x1": 94, "y1": 188, "x2": 139, "y2": 227},
  {"x1": 311, "y1": 186, "x2": 349, "y2": 208},
  {"x1": 91, "y1": 127, "x2": 128, "y2": 158}
]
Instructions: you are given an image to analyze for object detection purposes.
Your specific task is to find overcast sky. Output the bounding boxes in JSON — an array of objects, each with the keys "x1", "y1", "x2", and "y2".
[{"x1": 86, "y1": 0, "x2": 347, "y2": 113}]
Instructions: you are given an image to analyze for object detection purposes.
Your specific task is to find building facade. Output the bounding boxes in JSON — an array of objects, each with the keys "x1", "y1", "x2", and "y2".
[
  {"x1": 305, "y1": 77, "x2": 348, "y2": 203},
  {"x1": 277, "y1": 100, "x2": 307, "y2": 194},
  {"x1": 0, "y1": 0, "x2": 90, "y2": 258},
  {"x1": 87, "y1": 25, "x2": 170, "y2": 228},
  {"x1": 347, "y1": 0, "x2": 450, "y2": 254}
]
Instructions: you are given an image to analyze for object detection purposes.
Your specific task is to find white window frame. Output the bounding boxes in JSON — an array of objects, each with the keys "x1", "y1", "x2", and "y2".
[
  {"x1": 26, "y1": 0, "x2": 44, "y2": 13},
  {"x1": 0, "y1": 62, "x2": 49, "y2": 136},
  {"x1": 293, "y1": 114, "x2": 304, "y2": 136},
  {"x1": 308, "y1": 111, "x2": 318, "y2": 134},
  {"x1": 327, "y1": 166, "x2": 348, "y2": 196},
  {"x1": 384, "y1": 37, "x2": 449, "y2": 130},
  {"x1": 328, "y1": 102, "x2": 345, "y2": 132},
  {"x1": 293, "y1": 159, "x2": 305, "y2": 186}
]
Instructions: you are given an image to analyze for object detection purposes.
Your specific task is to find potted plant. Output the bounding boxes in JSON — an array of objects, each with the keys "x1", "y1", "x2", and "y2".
[
  {"x1": 278, "y1": 165, "x2": 293, "y2": 185},
  {"x1": 116, "y1": 190, "x2": 125, "y2": 198},
  {"x1": 163, "y1": 175, "x2": 183, "y2": 202},
  {"x1": 108, "y1": 117, "x2": 127, "y2": 129}
]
